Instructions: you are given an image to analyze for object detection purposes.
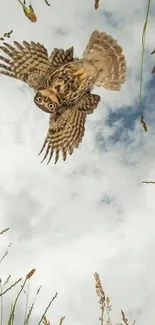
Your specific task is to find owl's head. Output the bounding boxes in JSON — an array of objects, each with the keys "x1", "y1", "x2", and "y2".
[{"x1": 34, "y1": 90, "x2": 59, "y2": 114}]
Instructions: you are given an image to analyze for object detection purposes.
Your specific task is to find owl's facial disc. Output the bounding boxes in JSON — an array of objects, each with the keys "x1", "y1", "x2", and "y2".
[{"x1": 34, "y1": 92, "x2": 56, "y2": 114}]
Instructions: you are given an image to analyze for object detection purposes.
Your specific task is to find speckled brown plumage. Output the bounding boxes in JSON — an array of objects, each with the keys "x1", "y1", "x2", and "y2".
[
  {"x1": 39, "y1": 92, "x2": 100, "y2": 164},
  {"x1": 0, "y1": 42, "x2": 75, "y2": 90},
  {"x1": 0, "y1": 30, "x2": 126, "y2": 164}
]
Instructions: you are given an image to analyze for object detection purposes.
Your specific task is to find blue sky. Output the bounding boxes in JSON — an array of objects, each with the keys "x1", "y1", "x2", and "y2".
[{"x1": 0, "y1": 0, "x2": 155, "y2": 324}]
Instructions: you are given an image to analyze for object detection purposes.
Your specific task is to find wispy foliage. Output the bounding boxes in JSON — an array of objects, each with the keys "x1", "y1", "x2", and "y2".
[
  {"x1": 94, "y1": 273, "x2": 134, "y2": 325},
  {"x1": 0, "y1": 229, "x2": 136, "y2": 325},
  {"x1": 94, "y1": 272, "x2": 112, "y2": 325},
  {"x1": 0, "y1": 230, "x2": 59, "y2": 325}
]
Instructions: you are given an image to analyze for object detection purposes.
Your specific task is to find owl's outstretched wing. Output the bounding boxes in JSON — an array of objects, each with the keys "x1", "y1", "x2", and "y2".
[
  {"x1": 38, "y1": 92, "x2": 100, "y2": 164},
  {"x1": 0, "y1": 42, "x2": 77, "y2": 90},
  {"x1": 0, "y1": 41, "x2": 51, "y2": 89},
  {"x1": 82, "y1": 30, "x2": 126, "y2": 90}
]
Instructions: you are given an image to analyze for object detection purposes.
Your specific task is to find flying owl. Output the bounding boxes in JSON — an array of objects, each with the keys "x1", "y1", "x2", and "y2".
[{"x1": 0, "y1": 30, "x2": 126, "y2": 164}]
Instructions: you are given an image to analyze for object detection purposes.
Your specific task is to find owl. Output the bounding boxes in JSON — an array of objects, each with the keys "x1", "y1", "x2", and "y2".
[{"x1": 0, "y1": 30, "x2": 126, "y2": 164}]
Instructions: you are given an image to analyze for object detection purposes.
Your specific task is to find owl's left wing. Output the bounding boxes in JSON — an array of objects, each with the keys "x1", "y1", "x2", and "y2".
[{"x1": 39, "y1": 92, "x2": 100, "y2": 164}]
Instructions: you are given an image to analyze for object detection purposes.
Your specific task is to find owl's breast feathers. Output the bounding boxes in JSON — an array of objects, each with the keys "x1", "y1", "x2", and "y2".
[{"x1": 45, "y1": 60, "x2": 96, "y2": 106}]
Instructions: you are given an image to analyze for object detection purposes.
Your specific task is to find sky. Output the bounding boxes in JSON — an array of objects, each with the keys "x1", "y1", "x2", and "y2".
[{"x1": 0, "y1": 0, "x2": 155, "y2": 324}]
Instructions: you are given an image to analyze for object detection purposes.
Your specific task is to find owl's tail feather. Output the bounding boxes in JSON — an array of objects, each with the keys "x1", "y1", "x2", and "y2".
[{"x1": 82, "y1": 30, "x2": 126, "y2": 90}]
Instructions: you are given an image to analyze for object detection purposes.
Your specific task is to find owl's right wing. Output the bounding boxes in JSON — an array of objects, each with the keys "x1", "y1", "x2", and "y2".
[
  {"x1": 38, "y1": 92, "x2": 100, "y2": 164},
  {"x1": 0, "y1": 41, "x2": 52, "y2": 89},
  {"x1": 0, "y1": 42, "x2": 77, "y2": 90}
]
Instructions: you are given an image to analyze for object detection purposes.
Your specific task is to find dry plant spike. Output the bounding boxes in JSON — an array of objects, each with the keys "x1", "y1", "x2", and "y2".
[
  {"x1": 94, "y1": 272, "x2": 105, "y2": 325},
  {"x1": 94, "y1": 272, "x2": 105, "y2": 302},
  {"x1": 121, "y1": 310, "x2": 129, "y2": 325},
  {"x1": 23, "y1": 4, "x2": 37, "y2": 22},
  {"x1": 106, "y1": 297, "x2": 112, "y2": 312},
  {"x1": 142, "y1": 181, "x2": 155, "y2": 184},
  {"x1": 106, "y1": 319, "x2": 112, "y2": 325},
  {"x1": 121, "y1": 311, "x2": 135, "y2": 325},
  {"x1": 94, "y1": 0, "x2": 100, "y2": 9},
  {"x1": 94, "y1": 273, "x2": 113, "y2": 325},
  {"x1": 59, "y1": 316, "x2": 66, "y2": 325},
  {"x1": 140, "y1": 115, "x2": 147, "y2": 132},
  {"x1": 26, "y1": 268, "x2": 36, "y2": 280},
  {"x1": 42, "y1": 316, "x2": 50, "y2": 325},
  {"x1": 152, "y1": 66, "x2": 155, "y2": 73},
  {"x1": 17, "y1": 0, "x2": 37, "y2": 22}
]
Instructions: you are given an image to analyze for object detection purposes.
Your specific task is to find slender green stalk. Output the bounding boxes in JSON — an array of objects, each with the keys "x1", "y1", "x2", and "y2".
[
  {"x1": 38, "y1": 292, "x2": 58, "y2": 325},
  {"x1": 7, "y1": 304, "x2": 14, "y2": 325},
  {"x1": 7, "y1": 279, "x2": 27, "y2": 325},
  {"x1": 23, "y1": 283, "x2": 29, "y2": 325},
  {"x1": 0, "y1": 243, "x2": 11, "y2": 265},
  {"x1": 17, "y1": 0, "x2": 27, "y2": 9},
  {"x1": 0, "y1": 280, "x2": 3, "y2": 325},
  {"x1": 0, "y1": 275, "x2": 11, "y2": 325},
  {"x1": 139, "y1": 0, "x2": 151, "y2": 131},
  {"x1": 3, "y1": 275, "x2": 11, "y2": 289},
  {"x1": 0, "y1": 278, "x2": 22, "y2": 297},
  {"x1": 24, "y1": 285, "x2": 42, "y2": 325}
]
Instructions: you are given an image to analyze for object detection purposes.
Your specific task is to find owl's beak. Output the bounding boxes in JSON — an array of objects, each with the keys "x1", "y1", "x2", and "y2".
[
  {"x1": 34, "y1": 101, "x2": 50, "y2": 113},
  {"x1": 40, "y1": 106, "x2": 52, "y2": 113}
]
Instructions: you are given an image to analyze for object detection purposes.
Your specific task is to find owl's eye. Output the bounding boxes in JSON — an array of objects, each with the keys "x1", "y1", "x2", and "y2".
[
  {"x1": 48, "y1": 102, "x2": 55, "y2": 110},
  {"x1": 36, "y1": 96, "x2": 42, "y2": 102}
]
